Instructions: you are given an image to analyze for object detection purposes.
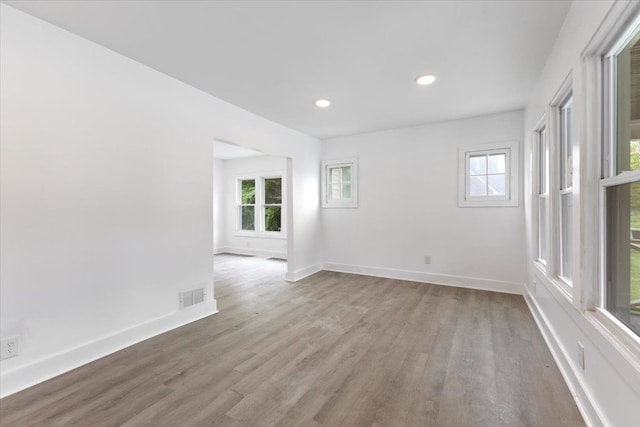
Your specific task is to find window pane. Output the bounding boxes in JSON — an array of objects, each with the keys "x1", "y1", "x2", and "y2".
[
  {"x1": 342, "y1": 183, "x2": 351, "y2": 198},
  {"x1": 487, "y1": 174, "x2": 506, "y2": 196},
  {"x1": 606, "y1": 181, "x2": 640, "y2": 337},
  {"x1": 264, "y1": 206, "x2": 281, "y2": 232},
  {"x1": 560, "y1": 192, "x2": 573, "y2": 281},
  {"x1": 539, "y1": 196, "x2": 547, "y2": 261},
  {"x1": 330, "y1": 183, "x2": 341, "y2": 200},
  {"x1": 488, "y1": 154, "x2": 506, "y2": 174},
  {"x1": 264, "y1": 178, "x2": 282, "y2": 204},
  {"x1": 240, "y1": 206, "x2": 255, "y2": 231},
  {"x1": 469, "y1": 155, "x2": 486, "y2": 175},
  {"x1": 341, "y1": 166, "x2": 351, "y2": 182},
  {"x1": 330, "y1": 167, "x2": 342, "y2": 184},
  {"x1": 616, "y1": 36, "x2": 640, "y2": 173},
  {"x1": 560, "y1": 100, "x2": 573, "y2": 189},
  {"x1": 539, "y1": 130, "x2": 547, "y2": 195},
  {"x1": 241, "y1": 179, "x2": 255, "y2": 204},
  {"x1": 469, "y1": 176, "x2": 487, "y2": 196}
]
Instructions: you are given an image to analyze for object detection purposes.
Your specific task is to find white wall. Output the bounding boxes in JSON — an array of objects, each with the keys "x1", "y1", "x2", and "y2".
[
  {"x1": 0, "y1": 5, "x2": 321, "y2": 397},
  {"x1": 214, "y1": 158, "x2": 225, "y2": 252},
  {"x1": 523, "y1": 1, "x2": 640, "y2": 426},
  {"x1": 321, "y1": 110, "x2": 526, "y2": 294},
  {"x1": 216, "y1": 155, "x2": 288, "y2": 258}
]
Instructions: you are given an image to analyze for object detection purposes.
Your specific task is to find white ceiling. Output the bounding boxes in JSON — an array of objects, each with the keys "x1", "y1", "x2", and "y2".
[
  {"x1": 5, "y1": 0, "x2": 571, "y2": 139},
  {"x1": 213, "y1": 140, "x2": 265, "y2": 160}
]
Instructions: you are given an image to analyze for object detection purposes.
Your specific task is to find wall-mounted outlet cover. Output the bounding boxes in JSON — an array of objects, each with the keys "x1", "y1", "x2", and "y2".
[
  {"x1": 1, "y1": 335, "x2": 20, "y2": 360},
  {"x1": 424, "y1": 255, "x2": 431, "y2": 265}
]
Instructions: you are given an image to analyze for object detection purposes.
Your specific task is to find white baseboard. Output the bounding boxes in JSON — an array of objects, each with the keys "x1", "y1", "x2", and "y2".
[
  {"x1": 217, "y1": 246, "x2": 287, "y2": 259},
  {"x1": 0, "y1": 299, "x2": 218, "y2": 399},
  {"x1": 322, "y1": 262, "x2": 524, "y2": 295},
  {"x1": 286, "y1": 264, "x2": 322, "y2": 282},
  {"x1": 524, "y1": 294, "x2": 604, "y2": 427}
]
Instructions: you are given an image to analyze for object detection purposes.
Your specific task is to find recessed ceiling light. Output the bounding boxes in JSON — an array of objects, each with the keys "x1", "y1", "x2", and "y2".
[
  {"x1": 315, "y1": 99, "x2": 331, "y2": 108},
  {"x1": 415, "y1": 74, "x2": 436, "y2": 86}
]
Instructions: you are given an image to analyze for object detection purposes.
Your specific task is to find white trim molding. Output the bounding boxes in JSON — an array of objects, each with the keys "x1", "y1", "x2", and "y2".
[
  {"x1": 322, "y1": 262, "x2": 524, "y2": 295},
  {"x1": 217, "y1": 246, "x2": 287, "y2": 260},
  {"x1": 0, "y1": 300, "x2": 218, "y2": 398},
  {"x1": 524, "y1": 294, "x2": 604, "y2": 427},
  {"x1": 285, "y1": 264, "x2": 322, "y2": 282}
]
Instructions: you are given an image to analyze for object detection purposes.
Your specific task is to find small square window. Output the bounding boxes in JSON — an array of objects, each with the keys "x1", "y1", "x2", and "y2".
[
  {"x1": 322, "y1": 158, "x2": 358, "y2": 208},
  {"x1": 458, "y1": 142, "x2": 518, "y2": 207}
]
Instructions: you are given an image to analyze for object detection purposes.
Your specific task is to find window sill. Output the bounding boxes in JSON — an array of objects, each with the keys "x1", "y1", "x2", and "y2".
[
  {"x1": 585, "y1": 309, "x2": 640, "y2": 384},
  {"x1": 554, "y1": 276, "x2": 573, "y2": 302},
  {"x1": 534, "y1": 259, "x2": 547, "y2": 272},
  {"x1": 234, "y1": 232, "x2": 286, "y2": 240},
  {"x1": 458, "y1": 199, "x2": 518, "y2": 208}
]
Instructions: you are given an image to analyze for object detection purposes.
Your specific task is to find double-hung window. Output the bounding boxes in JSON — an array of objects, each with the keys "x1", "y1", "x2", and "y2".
[
  {"x1": 601, "y1": 23, "x2": 640, "y2": 338},
  {"x1": 237, "y1": 175, "x2": 285, "y2": 235},
  {"x1": 559, "y1": 96, "x2": 574, "y2": 284},
  {"x1": 263, "y1": 177, "x2": 282, "y2": 232},
  {"x1": 536, "y1": 126, "x2": 549, "y2": 264},
  {"x1": 239, "y1": 179, "x2": 256, "y2": 231}
]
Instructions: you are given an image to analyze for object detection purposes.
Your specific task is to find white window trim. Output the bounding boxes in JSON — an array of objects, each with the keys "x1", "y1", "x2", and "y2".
[
  {"x1": 321, "y1": 157, "x2": 359, "y2": 208},
  {"x1": 235, "y1": 171, "x2": 286, "y2": 237},
  {"x1": 548, "y1": 73, "x2": 574, "y2": 296},
  {"x1": 581, "y1": 0, "x2": 640, "y2": 349},
  {"x1": 533, "y1": 115, "x2": 548, "y2": 268},
  {"x1": 458, "y1": 141, "x2": 519, "y2": 207}
]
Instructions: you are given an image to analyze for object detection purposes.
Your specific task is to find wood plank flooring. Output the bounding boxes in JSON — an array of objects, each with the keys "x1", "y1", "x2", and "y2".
[{"x1": 0, "y1": 254, "x2": 585, "y2": 426}]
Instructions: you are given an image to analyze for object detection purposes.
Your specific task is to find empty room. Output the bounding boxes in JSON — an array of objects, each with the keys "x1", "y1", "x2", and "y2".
[{"x1": 1, "y1": 1, "x2": 639, "y2": 426}]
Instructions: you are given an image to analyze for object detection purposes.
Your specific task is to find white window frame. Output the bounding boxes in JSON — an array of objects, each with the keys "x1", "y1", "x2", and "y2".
[
  {"x1": 237, "y1": 178, "x2": 256, "y2": 232},
  {"x1": 598, "y1": 14, "x2": 640, "y2": 344},
  {"x1": 581, "y1": 0, "x2": 640, "y2": 357},
  {"x1": 262, "y1": 176, "x2": 284, "y2": 235},
  {"x1": 558, "y1": 94, "x2": 574, "y2": 289},
  {"x1": 236, "y1": 171, "x2": 286, "y2": 237},
  {"x1": 458, "y1": 141, "x2": 519, "y2": 207},
  {"x1": 534, "y1": 116, "x2": 549, "y2": 267},
  {"x1": 546, "y1": 73, "x2": 574, "y2": 297},
  {"x1": 321, "y1": 157, "x2": 358, "y2": 208}
]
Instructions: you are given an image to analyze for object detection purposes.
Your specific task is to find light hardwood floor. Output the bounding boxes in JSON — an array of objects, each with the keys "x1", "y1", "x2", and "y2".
[{"x1": 0, "y1": 254, "x2": 585, "y2": 426}]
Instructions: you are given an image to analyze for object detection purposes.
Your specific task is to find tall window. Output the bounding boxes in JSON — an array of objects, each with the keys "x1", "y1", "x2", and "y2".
[
  {"x1": 263, "y1": 177, "x2": 282, "y2": 232},
  {"x1": 237, "y1": 175, "x2": 285, "y2": 234},
  {"x1": 239, "y1": 179, "x2": 256, "y2": 231},
  {"x1": 559, "y1": 97, "x2": 574, "y2": 284},
  {"x1": 602, "y1": 26, "x2": 640, "y2": 337},
  {"x1": 537, "y1": 127, "x2": 548, "y2": 263}
]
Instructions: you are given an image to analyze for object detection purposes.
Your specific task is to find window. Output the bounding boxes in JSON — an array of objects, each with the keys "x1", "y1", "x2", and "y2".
[
  {"x1": 536, "y1": 126, "x2": 548, "y2": 263},
  {"x1": 601, "y1": 23, "x2": 640, "y2": 338},
  {"x1": 237, "y1": 174, "x2": 285, "y2": 235},
  {"x1": 263, "y1": 177, "x2": 282, "y2": 232},
  {"x1": 458, "y1": 141, "x2": 519, "y2": 207},
  {"x1": 239, "y1": 179, "x2": 255, "y2": 231},
  {"x1": 559, "y1": 96, "x2": 574, "y2": 284},
  {"x1": 321, "y1": 158, "x2": 358, "y2": 208}
]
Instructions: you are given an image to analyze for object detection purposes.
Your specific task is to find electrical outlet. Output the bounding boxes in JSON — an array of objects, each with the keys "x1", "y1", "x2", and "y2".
[
  {"x1": 577, "y1": 342, "x2": 585, "y2": 370},
  {"x1": 424, "y1": 255, "x2": 431, "y2": 265},
  {"x1": 1, "y1": 336, "x2": 20, "y2": 360}
]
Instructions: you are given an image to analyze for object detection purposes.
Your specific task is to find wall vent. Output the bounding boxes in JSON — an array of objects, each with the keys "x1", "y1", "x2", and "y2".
[{"x1": 180, "y1": 288, "x2": 205, "y2": 310}]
